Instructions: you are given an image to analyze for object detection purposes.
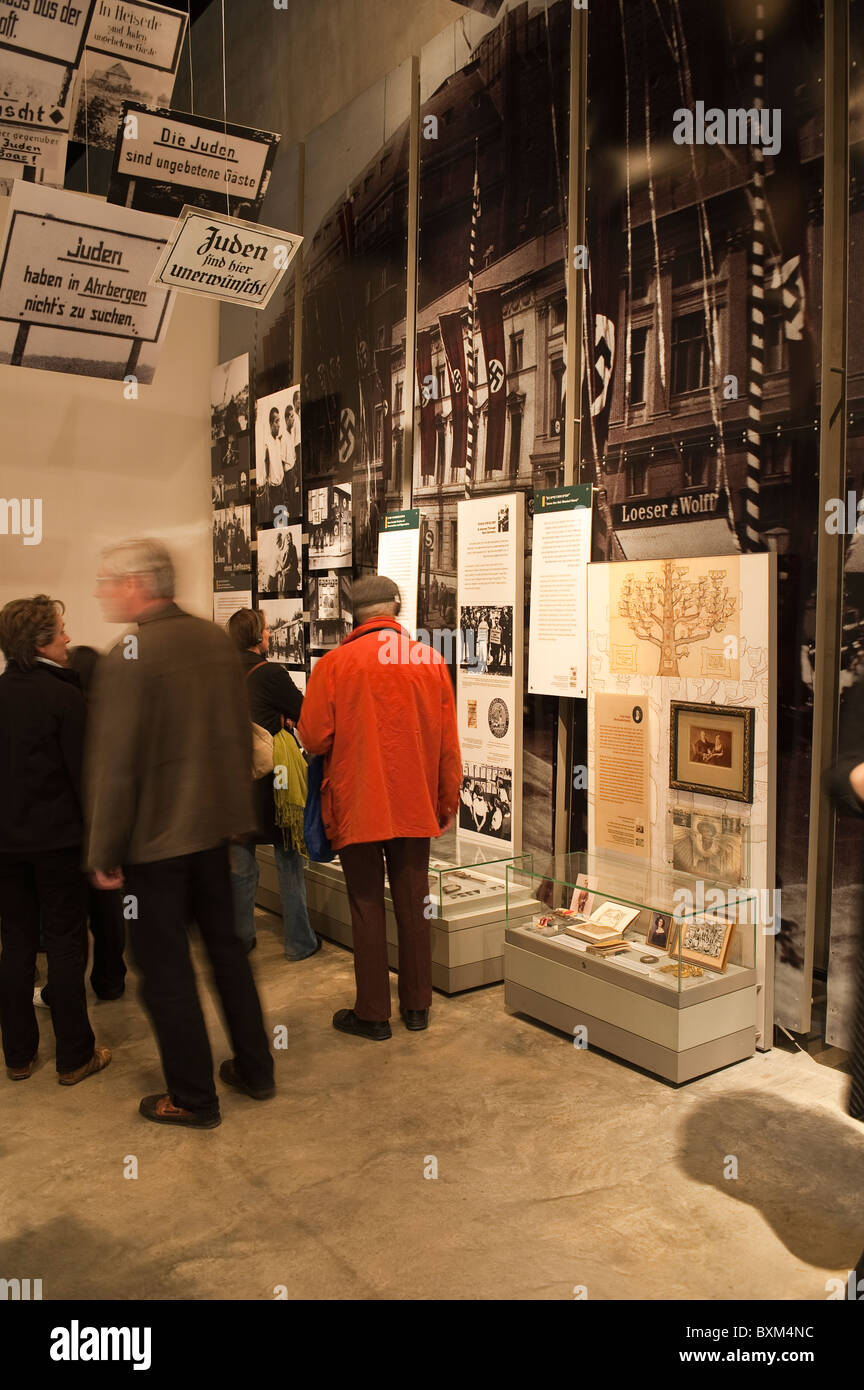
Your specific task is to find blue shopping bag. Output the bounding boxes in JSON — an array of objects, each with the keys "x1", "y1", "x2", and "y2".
[{"x1": 304, "y1": 755, "x2": 335, "y2": 863}]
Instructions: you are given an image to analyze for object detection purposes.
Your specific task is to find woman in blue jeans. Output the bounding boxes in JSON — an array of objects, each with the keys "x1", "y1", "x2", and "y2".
[{"x1": 226, "y1": 608, "x2": 320, "y2": 960}]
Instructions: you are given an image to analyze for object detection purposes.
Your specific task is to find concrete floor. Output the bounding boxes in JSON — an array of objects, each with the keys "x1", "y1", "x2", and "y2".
[{"x1": 2, "y1": 909, "x2": 863, "y2": 1302}]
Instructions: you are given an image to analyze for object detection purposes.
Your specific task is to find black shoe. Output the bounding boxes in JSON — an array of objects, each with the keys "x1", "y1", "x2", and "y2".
[
  {"x1": 219, "y1": 1058, "x2": 275, "y2": 1101},
  {"x1": 332, "y1": 1008, "x2": 391, "y2": 1041},
  {"x1": 400, "y1": 1007, "x2": 429, "y2": 1031},
  {"x1": 93, "y1": 984, "x2": 125, "y2": 1001},
  {"x1": 139, "y1": 1093, "x2": 221, "y2": 1128}
]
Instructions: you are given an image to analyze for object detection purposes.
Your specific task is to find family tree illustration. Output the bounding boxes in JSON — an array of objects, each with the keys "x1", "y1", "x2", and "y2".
[{"x1": 616, "y1": 560, "x2": 737, "y2": 678}]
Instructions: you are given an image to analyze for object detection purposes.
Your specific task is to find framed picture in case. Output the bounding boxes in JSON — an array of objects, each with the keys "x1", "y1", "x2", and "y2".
[{"x1": 669, "y1": 701, "x2": 755, "y2": 803}]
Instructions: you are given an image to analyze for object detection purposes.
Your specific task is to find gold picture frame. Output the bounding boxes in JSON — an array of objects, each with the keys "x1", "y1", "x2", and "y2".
[
  {"x1": 667, "y1": 916, "x2": 736, "y2": 973},
  {"x1": 669, "y1": 701, "x2": 754, "y2": 803}
]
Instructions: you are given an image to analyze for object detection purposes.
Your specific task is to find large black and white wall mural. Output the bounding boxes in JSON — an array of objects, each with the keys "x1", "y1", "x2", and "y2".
[{"x1": 301, "y1": 59, "x2": 412, "y2": 585}]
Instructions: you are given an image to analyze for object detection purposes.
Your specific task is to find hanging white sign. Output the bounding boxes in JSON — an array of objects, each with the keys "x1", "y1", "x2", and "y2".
[{"x1": 149, "y1": 205, "x2": 302, "y2": 309}]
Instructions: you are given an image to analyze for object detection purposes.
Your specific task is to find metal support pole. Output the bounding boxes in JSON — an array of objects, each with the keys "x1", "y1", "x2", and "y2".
[
  {"x1": 553, "y1": 2, "x2": 588, "y2": 860},
  {"x1": 803, "y1": 0, "x2": 850, "y2": 1030},
  {"x1": 404, "y1": 55, "x2": 420, "y2": 511}
]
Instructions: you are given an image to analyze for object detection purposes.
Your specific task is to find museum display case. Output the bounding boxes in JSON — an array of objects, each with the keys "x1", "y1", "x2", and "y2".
[
  {"x1": 257, "y1": 832, "x2": 538, "y2": 993},
  {"x1": 504, "y1": 851, "x2": 759, "y2": 1082}
]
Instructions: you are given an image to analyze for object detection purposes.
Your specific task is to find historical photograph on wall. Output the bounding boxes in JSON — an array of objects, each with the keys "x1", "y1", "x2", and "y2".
[
  {"x1": 668, "y1": 806, "x2": 747, "y2": 888},
  {"x1": 308, "y1": 484, "x2": 352, "y2": 571},
  {"x1": 459, "y1": 765, "x2": 513, "y2": 841},
  {"x1": 212, "y1": 503, "x2": 252, "y2": 592},
  {"x1": 255, "y1": 385, "x2": 302, "y2": 525},
  {"x1": 211, "y1": 353, "x2": 251, "y2": 507},
  {"x1": 583, "y1": 0, "x2": 823, "y2": 1031},
  {"x1": 307, "y1": 571, "x2": 352, "y2": 651},
  {"x1": 259, "y1": 598, "x2": 305, "y2": 668},
  {"x1": 416, "y1": 0, "x2": 570, "y2": 856},
  {"x1": 459, "y1": 605, "x2": 513, "y2": 678},
  {"x1": 302, "y1": 59, "x2": 411, "y2": 575},
  {"x1": 257, "y1": 524, "x2": 302, "y2": 596}
]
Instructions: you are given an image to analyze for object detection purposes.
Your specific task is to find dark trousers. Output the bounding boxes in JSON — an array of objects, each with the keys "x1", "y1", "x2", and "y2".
[
  {"x1": 88, "y1": 886, "x2": 127, "y2": 996},
  {"x1": 0, "y1": 848, "x2": 95, "y2": 1073},
  {"x1": 124, "y1": 845, "x2": 273, "y2": 1116},
  {"x1": 339, "y1": 838, "x2": 432, "y2": 1022}
]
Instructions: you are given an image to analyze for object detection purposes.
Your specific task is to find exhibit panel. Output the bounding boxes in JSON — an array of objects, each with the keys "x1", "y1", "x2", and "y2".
[
  {"x1": 456, "y1": 491, "x2": 524, "y2": 852},
  {"x1": 585, "y1": 553, "x2": 777, "y2": 1048},
  {"x1": 504, "y1": 852, "x2": 759, "y2": 1083}
]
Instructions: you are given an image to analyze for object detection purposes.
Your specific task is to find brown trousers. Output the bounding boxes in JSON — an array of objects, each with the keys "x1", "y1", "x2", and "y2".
[{"x1": 339, "y1": 838, "x2": 431, "y2": 1021}]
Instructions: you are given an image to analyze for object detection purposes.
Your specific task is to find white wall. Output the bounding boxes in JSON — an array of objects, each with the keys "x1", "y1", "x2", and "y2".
[{"x1": 0, "y1": 191, "x2": 219, "y2": 652}]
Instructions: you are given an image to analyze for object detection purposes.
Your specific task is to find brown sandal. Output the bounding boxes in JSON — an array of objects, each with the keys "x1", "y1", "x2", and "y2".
[{"x1": 58, "y1": 1045, "x2": 112, "y2": 1086}]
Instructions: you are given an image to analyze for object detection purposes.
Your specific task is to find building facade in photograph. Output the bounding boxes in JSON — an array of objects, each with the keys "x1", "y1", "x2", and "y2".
[
  {"x1": 410, "y1": 0, "x2": 569, "y2": 629},
  {"x1": 301, "y1": 89, "x2": 410, "y2": 573}
]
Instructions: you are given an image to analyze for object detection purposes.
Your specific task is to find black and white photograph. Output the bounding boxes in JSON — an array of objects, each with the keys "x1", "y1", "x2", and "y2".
[
  {"x1": 256, "y1": 385, "x2": 302, "y2": 526},
  {"x1": 212, "y1": 503, "x2": 252, "y2": 592},
  {"x1": 259, "y1": 599, "x2": 305, "y2": 668},
  {"x1": 211, "y1": 354, "x2": 250, "y2": 440},
  {"x1": 211, "y1": 435, "x2": 251, "y2": 507},
  {"x1": 458, "y1": 605, "x2": 513, "y2": 677},
  {"x1": 670, "y1": 807, "x2": 746, "y2": 888},
  {"x1": 307, "y1": 571, "x2": 352, "y2": 650},
  {"x1": 458, "y1": 765, "x2": 513, "y2": 840},
  {"x1": 308, "y1": 484, "x2": 352, "y2": 571},
  {"x1": 257, "y1": 524, "x2": 302, "y2": 596}
]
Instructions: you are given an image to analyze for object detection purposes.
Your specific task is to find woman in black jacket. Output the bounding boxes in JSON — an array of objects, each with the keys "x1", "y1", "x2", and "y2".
[{"x1": 0, "y1": 596, "x2": 110, "y2": 1085}]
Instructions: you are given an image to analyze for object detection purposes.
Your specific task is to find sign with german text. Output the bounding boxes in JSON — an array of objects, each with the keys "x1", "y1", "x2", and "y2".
[
  {"x1": 72, "y1": 0, "x2": 188, "y2": 149},
  {"x1": 0, "y1": 182, "x2": 176, "y2": 380},
  {"x1": 107, "y1": 104, "x2": 279, "y2": 219},
  {"x1": 528, "y1": 485, "x2": 592, "y2": 698},
  {"x1": 0, "y1": 124, "x2": 67, "y2": 190},
  {"x1": 149, "y1": 205, "x2": 302, "y2": 309},
  {"x1": 0, "y1": 0, "x2": 93, "y2": 66}
]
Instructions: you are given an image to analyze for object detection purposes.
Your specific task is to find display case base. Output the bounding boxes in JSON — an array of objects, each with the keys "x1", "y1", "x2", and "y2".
[
  {"x1": 255, "y1": 849, "x2": 536, "y2": 996},
  {"x1": 504, "y1": 936, "x2": 757, "y2": 1083}
]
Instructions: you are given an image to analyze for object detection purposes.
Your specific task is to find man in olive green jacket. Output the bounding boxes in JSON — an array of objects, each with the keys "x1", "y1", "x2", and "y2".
[{"x1": 86, "y1": 539, "x2": 274, "y2": 1129}]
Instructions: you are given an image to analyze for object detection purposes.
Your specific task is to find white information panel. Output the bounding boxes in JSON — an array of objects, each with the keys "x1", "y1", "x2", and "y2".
[
  {"x1": 456, "y1": 492, "x2": 524, "y2": 853},
  {"x1": 528, "y1": 484, "x2": 592, "y2": 697},
  {"x1": 377, "y1": 509, "x2": 420, "y2": 637}
]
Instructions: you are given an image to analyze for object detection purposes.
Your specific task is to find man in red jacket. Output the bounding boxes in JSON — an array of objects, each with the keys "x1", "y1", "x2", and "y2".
[{"x1": 297, "y1": 576, "x2": 461, "y2": 1039}]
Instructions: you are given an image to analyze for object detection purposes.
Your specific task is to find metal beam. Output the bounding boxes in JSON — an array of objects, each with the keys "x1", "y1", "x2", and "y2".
[
  {"x1": 554, "y1": 2, "x2": 588, "y2": 860},
  {"x1": 803, "y1": 0, "x2": 850, "y2": 1029}
]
